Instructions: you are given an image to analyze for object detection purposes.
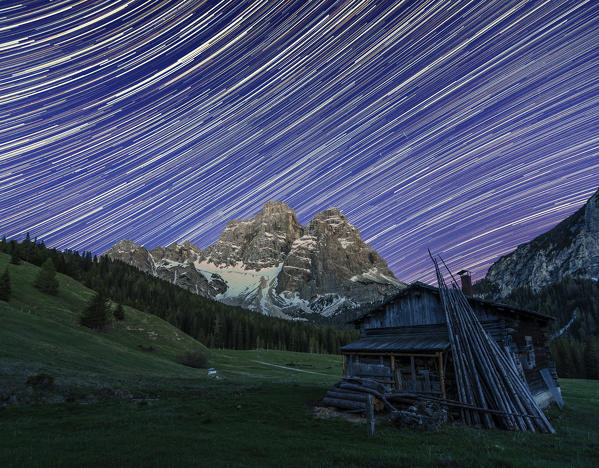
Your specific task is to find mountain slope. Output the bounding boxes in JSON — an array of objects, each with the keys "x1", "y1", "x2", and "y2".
[
  {"x1": 0, "y1": 252, "x2": 206, "y2": 403},
  {"x1": 484, "y1": 188, "x2": 599, "y2": 297},
  {"x1": 105, "y1": 202, "x2": 404, "y2": 318}
]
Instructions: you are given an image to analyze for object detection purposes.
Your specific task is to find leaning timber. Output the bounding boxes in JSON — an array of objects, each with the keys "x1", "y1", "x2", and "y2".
[{"x1": 431, "y1": 252, "x2": 555, "y2": 433}]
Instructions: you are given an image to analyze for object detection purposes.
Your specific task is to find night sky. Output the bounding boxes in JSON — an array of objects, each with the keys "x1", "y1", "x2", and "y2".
[{"x1": 1, "y1": 0, "x2": 598, "y2": 284}]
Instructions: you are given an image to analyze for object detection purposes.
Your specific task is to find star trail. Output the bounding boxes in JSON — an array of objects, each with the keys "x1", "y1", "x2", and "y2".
[{"x1": 1, "y1": 0, "x2": 598, "y2": 283}]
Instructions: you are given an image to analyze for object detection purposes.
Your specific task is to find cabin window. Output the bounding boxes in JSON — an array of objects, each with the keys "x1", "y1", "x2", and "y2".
[{"x1": 522, "y1": 336, "x2": 535, "y2": 369}]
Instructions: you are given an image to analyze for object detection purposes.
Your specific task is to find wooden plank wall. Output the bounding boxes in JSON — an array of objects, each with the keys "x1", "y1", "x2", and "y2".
[
  {"x1": 362, "y1": 289, "x2": 504, "y2": 331},
  {"x1": 362, "y1": 290, "x2": 445, "y2": 330}
]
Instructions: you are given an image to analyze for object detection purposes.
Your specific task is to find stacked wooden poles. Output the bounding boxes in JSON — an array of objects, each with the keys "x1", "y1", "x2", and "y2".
[{"x1": 429, "y1": 252, "x2": 555, "y2": 434}]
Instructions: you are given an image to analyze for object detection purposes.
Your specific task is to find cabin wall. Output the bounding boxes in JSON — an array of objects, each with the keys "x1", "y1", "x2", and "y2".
[
  {"x1": 344, "y1": 352, "x2": 444, "y2": 395},
  {"x1": 507, "y1": 316, "x2": 559, "y2": 396},
  {"x1": 345, "y1": 354, "x2": 392, "y2": 380},
  {"x1": 469, "y1": 302, "x2": 502, "y2": 321},
  {"x1": 360, "y1": 290, "x2": 445, "y2": 332},
  {"x1": 469, "y1": 305, "x2": 558, "y2": 397},
  {"x1": 360, "y1": 290, "x2": 505, "y2": 334}
]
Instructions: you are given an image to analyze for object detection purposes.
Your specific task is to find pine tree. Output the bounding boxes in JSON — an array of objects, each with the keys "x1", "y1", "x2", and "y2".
[
  {"x1": 584, "y1": 337, "x2": 599, "y2": 380},
  {"x1": 81, "y1": 292, "x2": 111, "y2": 330},
  {"x1": 0, "y1": 268, "x2": 10, "y2": 301},
  {"x1": 10, "y1": 241, "x2": 20, "y2": 265},
  {"x1": 113, "y1": 303, "x2": 125, "y2": 321},
  {"x1": 34, "y1": 258, "x2": 59, "y2": 295}
]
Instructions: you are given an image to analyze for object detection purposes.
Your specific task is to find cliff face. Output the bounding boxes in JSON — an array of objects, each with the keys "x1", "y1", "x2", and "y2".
[
  {"x1": 105, "y1": 202, "x2": 404, "y2": 318},
  {"x1": 485, "y1": 189, "x2": 599, "y2": 297},
  {"x1": 276, "y1": 208, "x2": 401, "y2": 309},
  {"x1": 202, "y1": 201, "x2": 303, "y2": 269}
]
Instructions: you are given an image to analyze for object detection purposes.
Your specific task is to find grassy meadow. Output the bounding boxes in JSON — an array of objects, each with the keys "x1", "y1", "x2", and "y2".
[{"x1": 0, "y1": 254, "x2": 598, "y2": 467}]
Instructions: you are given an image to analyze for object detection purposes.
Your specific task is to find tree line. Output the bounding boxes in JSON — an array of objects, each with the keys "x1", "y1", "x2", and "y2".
[{"x1": 1, "y1": 236, "x2": 358, "y2": 353}]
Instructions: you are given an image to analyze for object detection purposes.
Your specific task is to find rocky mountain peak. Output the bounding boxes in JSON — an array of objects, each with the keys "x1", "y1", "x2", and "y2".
[
  {"x1": 308, "y1": 207, "x2": 357, "y2": 238},
  {"x1": 276, "y1": 206, "x2": 403, "y2": 307},
  {"x1": 202, "y1": 201, "x2": 303, "y2": 270},
  {"x1": 311, "y1": 207, "x2": 346, "y2": 223},
  {"x1": 110, "y1": 239, "x2": 141, "y2": 251},
  {"x1": 151, "y1": 240, "x2": 203, "y2": 264},
  {"x1": 183, "y1": 240, "x2": 202, "y2": 253},
  {"x1": 261, "y1": 200, "x2": 295, "y2": 215},
  {"x1": 584, "y1": 190, "x2": 598, "y2": 232},
  {"x1": 105, "y1": 239, "x2": 153, "y2": 272},
  {"x1": 314, "y1": 207, "x2": 343, "y2": 217},
  {"x1": 255, "y1": 200, "x2": 303, "y2": 238}
]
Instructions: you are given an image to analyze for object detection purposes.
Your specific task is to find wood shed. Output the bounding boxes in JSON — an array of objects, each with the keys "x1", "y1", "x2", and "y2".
[{"x1": 341, "y1": 282, "x2": 561, "y2": 408}]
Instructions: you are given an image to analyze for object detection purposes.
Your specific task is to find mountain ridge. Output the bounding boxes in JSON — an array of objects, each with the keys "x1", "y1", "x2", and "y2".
[
  {"x1": 105, "y1": 202, "x2": 404, "y2": 319},
  {"x1": 483, "y1": 188, "x2": 599, "y2": 297}
]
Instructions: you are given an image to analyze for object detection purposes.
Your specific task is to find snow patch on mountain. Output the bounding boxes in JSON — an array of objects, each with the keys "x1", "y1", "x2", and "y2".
[
  {"x1": 194, "y1": 260, "x2": 282, "y2": 313},
  {"x1": 351, "y1": 267, "x2": 403, "y2": 285}
]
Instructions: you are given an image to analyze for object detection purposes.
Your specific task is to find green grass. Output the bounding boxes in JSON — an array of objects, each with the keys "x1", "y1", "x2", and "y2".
[
  {"x1": 0, "y1": 377, "x2": 597, "y2": 468},
  {"x1": 0, "y1": 253, "x2": 598, "y2": 467},
  {"x1": 0, "y1": 253, "x2": 206, "y2": 398}
]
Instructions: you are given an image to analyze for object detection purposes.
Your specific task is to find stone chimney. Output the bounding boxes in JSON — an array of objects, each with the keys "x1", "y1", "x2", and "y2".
[{"x1": 457, "y1": 270, "x2": 473, "y2": 296}]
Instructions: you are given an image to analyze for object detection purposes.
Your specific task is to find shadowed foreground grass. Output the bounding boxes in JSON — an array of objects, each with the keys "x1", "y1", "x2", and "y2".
[{"x1": 1, "y1": 375, "x2": 597, "y2": 467}]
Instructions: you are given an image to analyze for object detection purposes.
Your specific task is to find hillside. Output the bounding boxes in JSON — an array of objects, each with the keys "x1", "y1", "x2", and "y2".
[
  {"x1": 477, "y1": 276, "x2": 599, "y2": 380},
  {"x1": 0, "y1": 238, "x2": 358, "y2": 354},
  {"x1": 0, "y1": 252, "x2": 206, "y2": 404},
  {"x1": 473, "y1": 189, "x2": 599, "y2": 380}
]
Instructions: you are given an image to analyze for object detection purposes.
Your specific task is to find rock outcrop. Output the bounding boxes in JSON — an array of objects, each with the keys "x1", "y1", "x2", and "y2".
[
  {"x1": 202, "y1": 201, "x2": 303, "y2": 269},
  {"x1": 277, "y1": 208, "x2": 401, "y2": 308},
  {"x1": 105, "y1": 239, "x2": 154, "y2": 272}
]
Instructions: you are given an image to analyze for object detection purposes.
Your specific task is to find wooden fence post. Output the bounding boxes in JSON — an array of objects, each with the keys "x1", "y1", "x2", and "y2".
[{"x1": 367, "y1": 394, "x2": 375, "y2": 437}]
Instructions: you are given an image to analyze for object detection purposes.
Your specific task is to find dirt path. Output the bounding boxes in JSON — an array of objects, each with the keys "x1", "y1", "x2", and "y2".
[{"x1": 250, "y1": 360, "x2": 337, "y2": 377}]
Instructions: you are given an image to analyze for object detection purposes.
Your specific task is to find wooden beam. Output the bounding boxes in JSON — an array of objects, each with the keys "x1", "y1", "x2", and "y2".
[
  {"x1": 421, "y1": 369, "x2": 431, "y2": 392},
  {"x1": 438, "y1": 352, "x2": 446, "y2": 399},
  {"x1": 390, "y1": 355, "x2": 397, "y2": 391},
  {"x1": 410, "y1": 356, "x2": 417, "y2": 390},
  {"x1": 343, "y1": 354, "x2": 347, "y2": 377},
  {"x1": 342, "y1": 352, "x2": 439, "y2": 358},
  {"x1": 394, "y1": 368, "x2": 402, "y2": 392}
]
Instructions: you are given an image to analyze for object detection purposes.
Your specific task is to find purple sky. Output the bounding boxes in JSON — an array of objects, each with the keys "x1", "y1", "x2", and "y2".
[{"x1": 1, "y1": 0, "x2": 598, "y2": 284}]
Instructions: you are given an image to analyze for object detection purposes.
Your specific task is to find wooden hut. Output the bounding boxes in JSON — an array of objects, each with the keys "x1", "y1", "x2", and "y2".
[{"x1": 342, "y1": 282, "x2": 561, "y2": 408}]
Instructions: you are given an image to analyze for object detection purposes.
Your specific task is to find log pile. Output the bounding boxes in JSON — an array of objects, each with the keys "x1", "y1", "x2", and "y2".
[
  {"x1": 323, "y1": 378, "x2": 448, "y2": 432},
  {"x1": 430, "y1": 252, "x2": 555, "y2": 434},
  {"x1": 322, "y1": 377, "x2": 390, "y2": 413}
]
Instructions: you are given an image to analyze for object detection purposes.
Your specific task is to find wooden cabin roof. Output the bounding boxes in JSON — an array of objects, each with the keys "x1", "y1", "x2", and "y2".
[
  {"x1": 341, "y1": 323, "x2": 450, "y2": 353},
  {"x1": 341, "y1": 319, "x2": 508, "y2": 354},
  {"x1": 352, "y1": 281, "x2": 554, "y2": 326}
]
